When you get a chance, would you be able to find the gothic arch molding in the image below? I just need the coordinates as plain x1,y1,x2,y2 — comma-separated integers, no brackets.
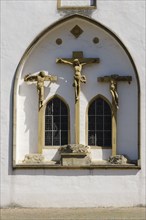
13,14,140,165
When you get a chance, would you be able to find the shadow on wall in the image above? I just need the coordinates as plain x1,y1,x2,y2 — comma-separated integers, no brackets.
20,82,38,154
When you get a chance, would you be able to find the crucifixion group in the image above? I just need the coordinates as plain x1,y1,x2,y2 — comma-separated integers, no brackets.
24,51,131,110
24,51,132,154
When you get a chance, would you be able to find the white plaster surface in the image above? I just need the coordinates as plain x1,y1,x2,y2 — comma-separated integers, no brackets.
91,149,112,161
1,0,145,208
42,149,61,161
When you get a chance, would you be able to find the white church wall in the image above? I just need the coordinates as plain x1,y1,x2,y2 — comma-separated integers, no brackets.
1,0,145,207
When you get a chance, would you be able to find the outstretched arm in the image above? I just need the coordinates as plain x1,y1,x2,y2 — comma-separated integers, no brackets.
45,75,57,82
81,62,87,67
81,58,100,66
56,58,73,65
24,74,37,82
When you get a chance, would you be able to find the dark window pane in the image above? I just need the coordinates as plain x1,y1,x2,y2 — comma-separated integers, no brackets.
45,116,52,130
104,102,111,115
53,98,60,115
46,101,52,115
61,102,68,115
96,116,103,130
89,116,95,130
88,97,112,147
91,0,96,6
45,131,52,145
96,98,103,115
53,130,60,138
61,116,68,130
53,130,60,145
88,101,95,115
88,131,95,145
104,116,111,130
96,131,103,146
61,131,68,145
104,131,111,146
53,116,60,130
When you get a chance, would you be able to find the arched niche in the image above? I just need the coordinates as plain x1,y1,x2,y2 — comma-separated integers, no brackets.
13,14,140,167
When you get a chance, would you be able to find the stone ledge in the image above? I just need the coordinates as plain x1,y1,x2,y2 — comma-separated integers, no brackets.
13,164,141,170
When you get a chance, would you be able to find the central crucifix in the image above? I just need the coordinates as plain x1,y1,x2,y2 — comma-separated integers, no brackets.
56,51,100,144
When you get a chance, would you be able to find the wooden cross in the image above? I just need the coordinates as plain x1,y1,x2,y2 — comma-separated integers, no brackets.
56,51,100,144
98,74,132,156
24,71,57,110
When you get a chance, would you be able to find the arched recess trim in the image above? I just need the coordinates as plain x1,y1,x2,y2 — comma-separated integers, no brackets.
13,14,140,165
86,94,112,147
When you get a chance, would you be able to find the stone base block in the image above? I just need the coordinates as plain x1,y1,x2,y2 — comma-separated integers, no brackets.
61,153,91,166
108,155,129,164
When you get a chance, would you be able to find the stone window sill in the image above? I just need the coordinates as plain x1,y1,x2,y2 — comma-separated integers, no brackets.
13,163,141,170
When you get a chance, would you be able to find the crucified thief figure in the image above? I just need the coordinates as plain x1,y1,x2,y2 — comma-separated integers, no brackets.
110,79,119,109
24,71,57,109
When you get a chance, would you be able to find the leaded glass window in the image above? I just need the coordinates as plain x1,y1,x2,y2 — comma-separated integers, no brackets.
45,97,68,146
88,97,112,147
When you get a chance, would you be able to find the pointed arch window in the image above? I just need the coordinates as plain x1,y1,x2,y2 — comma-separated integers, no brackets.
88,97,112,147
45,97,69,146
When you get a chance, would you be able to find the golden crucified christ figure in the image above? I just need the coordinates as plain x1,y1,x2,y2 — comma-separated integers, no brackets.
57,58,97,102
